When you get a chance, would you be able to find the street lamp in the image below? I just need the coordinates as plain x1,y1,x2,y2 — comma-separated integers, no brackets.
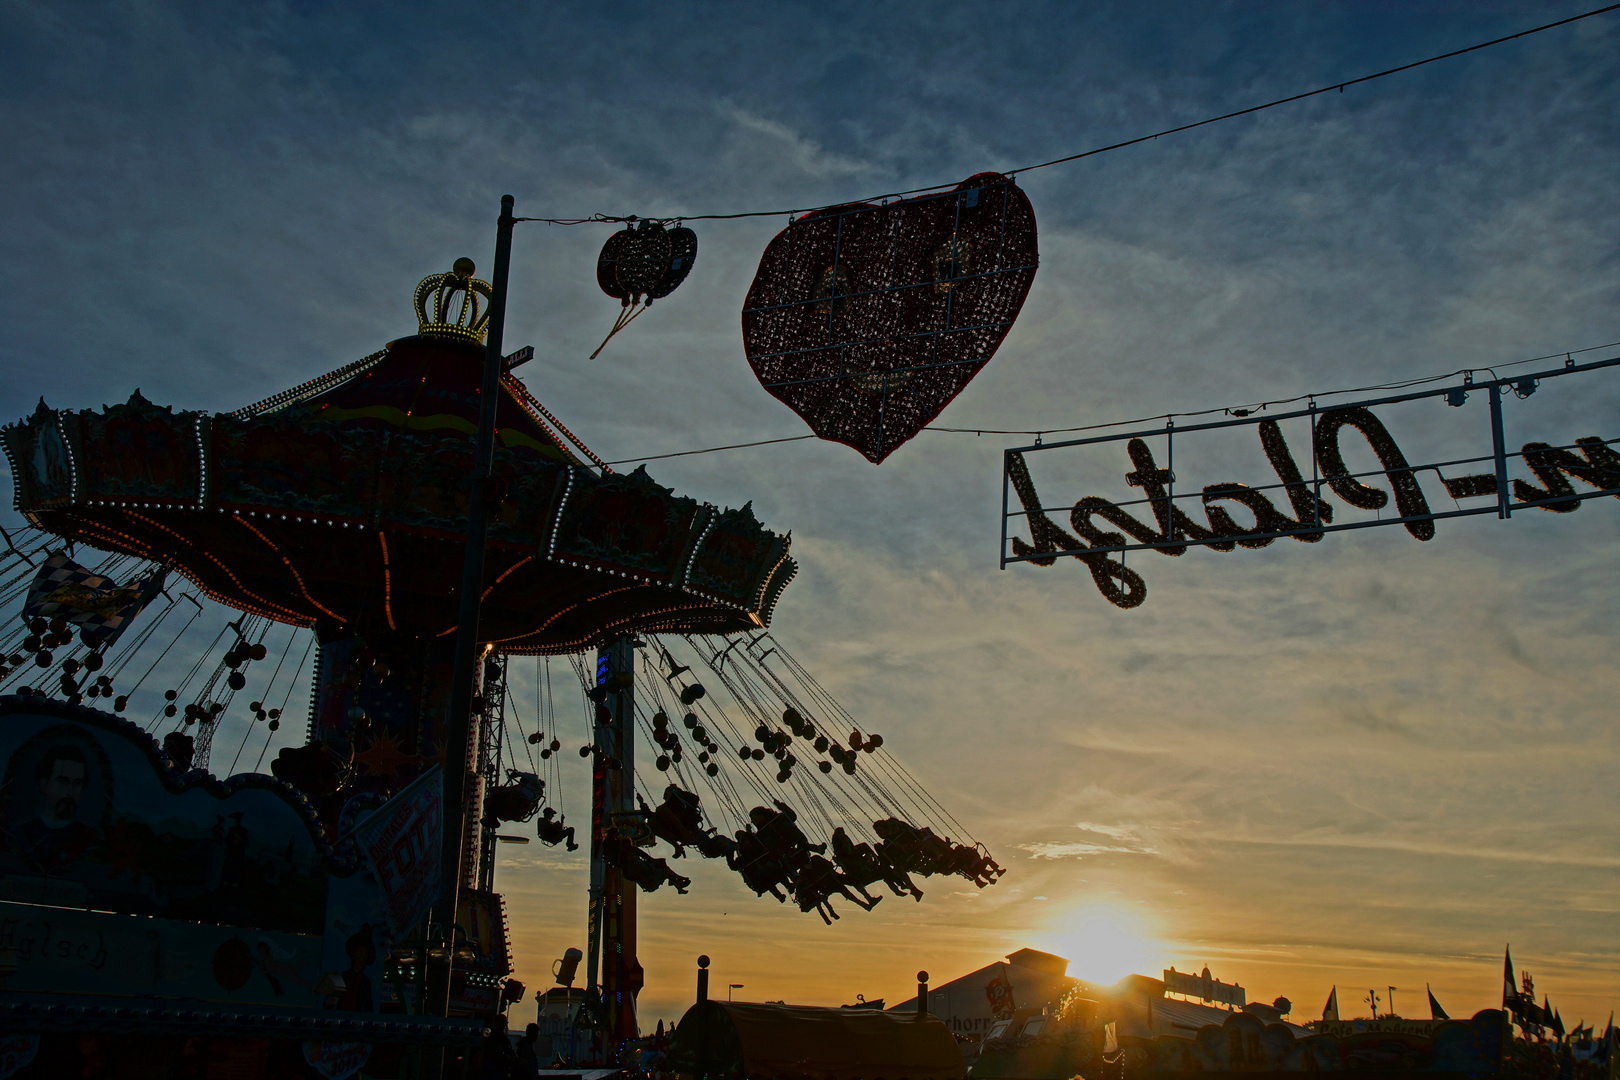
1389,987,1399,1019
729,984,744,1002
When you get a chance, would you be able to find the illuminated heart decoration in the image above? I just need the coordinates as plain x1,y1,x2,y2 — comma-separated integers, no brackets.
742,172,1038,463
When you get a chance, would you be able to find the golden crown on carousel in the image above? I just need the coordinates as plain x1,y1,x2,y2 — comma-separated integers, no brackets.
414,257,494,343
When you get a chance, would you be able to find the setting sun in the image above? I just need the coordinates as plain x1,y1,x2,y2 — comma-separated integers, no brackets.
1041,904,1165,985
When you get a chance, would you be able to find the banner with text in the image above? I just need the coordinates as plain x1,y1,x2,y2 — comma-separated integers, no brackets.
350,765,442,939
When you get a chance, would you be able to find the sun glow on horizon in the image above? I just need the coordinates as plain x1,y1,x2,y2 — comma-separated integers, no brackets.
1041,903,1165,985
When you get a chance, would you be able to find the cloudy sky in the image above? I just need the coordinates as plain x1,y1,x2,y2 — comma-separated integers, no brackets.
2,0,1617,1028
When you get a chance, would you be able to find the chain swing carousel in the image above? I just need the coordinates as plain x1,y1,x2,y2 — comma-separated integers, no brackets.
0,234,1001,1074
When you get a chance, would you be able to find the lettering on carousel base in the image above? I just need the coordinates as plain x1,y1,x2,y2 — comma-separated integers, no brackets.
0,912,108,969
0,900,321,1005
1006,406,1620,609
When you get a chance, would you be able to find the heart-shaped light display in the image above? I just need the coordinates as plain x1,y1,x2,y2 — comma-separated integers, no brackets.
742,172,1038,463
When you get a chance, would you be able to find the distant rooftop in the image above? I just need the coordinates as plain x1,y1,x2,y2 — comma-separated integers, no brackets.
1006,948,1069,978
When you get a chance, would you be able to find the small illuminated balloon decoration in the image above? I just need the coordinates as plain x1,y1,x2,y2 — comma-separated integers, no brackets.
591,218,698,358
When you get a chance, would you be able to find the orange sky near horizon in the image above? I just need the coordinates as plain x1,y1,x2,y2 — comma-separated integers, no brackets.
493,516,1620,1029
499,807,1619,1032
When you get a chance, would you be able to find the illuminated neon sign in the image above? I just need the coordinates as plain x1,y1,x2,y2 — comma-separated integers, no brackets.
1001,353,1620,608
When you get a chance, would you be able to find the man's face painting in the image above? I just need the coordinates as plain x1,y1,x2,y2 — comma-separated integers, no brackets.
40,761,86,823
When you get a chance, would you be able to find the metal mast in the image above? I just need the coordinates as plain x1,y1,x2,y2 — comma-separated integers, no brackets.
431,193,516,1033
475,653,508,892
586,637,642,1063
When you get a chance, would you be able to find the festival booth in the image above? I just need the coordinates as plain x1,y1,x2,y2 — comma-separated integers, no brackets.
887,948,1079,1050
668,999,964,1080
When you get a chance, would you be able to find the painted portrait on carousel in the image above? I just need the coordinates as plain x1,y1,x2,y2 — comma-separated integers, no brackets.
0,725,113,876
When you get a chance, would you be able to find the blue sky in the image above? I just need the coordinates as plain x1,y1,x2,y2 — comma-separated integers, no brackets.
2,0,1617,1026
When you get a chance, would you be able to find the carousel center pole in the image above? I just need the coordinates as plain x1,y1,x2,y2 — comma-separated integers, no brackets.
429,193,516,1070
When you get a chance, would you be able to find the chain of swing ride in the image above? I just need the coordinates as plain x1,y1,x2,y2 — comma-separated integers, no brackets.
639,633,976,852
1,526,996,912
541,631,998,908
0,524,315,775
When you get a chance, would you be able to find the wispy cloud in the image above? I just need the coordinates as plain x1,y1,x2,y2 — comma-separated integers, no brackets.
716,104,879,183
1024,840,1158,859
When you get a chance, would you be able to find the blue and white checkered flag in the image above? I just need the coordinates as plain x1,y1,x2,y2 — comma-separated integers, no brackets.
22,553,168,648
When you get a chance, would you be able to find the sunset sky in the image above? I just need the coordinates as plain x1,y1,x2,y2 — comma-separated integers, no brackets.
1,0,1616,1031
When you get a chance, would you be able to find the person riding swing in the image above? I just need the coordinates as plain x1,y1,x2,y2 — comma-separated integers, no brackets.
535,806,578,851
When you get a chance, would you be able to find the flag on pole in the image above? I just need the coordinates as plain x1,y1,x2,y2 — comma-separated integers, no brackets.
1428,985,1449,1021
1503,947,1519,1006
1323,987,1339,1023
23,553,167,648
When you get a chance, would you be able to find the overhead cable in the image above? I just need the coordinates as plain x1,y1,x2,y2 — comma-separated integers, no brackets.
514,5,1620,227
596,340,1620,464
600,434,815,466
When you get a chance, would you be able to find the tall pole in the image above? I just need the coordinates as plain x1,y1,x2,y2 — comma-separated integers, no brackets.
585,652,608,1000
430,194,517,1039
588,638,641,1065
476,655,508,893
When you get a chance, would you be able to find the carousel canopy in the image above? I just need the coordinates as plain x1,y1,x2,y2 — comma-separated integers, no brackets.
2,267,796,654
